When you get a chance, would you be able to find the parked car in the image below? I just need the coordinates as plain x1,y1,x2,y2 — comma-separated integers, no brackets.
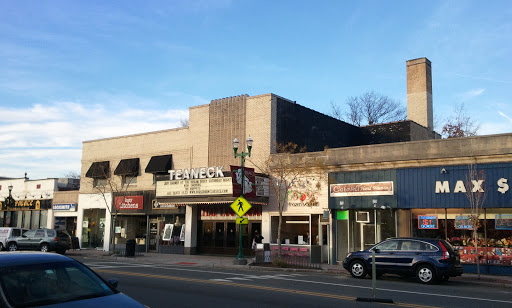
0,228,28,251
57,230,80,250
8,228,70,254
342,237,463,284
0,252,146,307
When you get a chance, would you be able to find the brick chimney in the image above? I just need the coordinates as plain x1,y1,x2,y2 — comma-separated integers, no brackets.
406,57,433,131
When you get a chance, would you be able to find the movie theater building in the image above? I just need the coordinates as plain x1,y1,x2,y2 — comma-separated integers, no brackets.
79,93,362,254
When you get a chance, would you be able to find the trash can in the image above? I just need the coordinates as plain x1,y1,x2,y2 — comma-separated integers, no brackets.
125,239,136,257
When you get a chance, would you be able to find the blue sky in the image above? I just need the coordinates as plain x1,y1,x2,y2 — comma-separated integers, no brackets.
1,0,511,180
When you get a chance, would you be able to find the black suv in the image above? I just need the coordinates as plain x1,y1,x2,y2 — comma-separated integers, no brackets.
342,237,463,284
9,228,70,254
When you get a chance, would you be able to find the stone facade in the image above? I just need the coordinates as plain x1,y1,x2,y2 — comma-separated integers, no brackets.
407,57,433,131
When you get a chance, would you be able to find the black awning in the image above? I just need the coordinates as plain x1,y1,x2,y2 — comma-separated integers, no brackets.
145,154,172,173
114,158,140,176
85,161,110,178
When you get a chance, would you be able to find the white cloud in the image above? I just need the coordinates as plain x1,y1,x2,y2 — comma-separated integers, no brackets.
0,101,190,179
458,88,485,101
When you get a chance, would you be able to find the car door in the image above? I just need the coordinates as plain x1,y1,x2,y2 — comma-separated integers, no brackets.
17,230,36,249
394,239,423,274
372,239,400,271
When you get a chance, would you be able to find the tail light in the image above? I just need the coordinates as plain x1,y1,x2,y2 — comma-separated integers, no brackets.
438,241,450,260
54,237,58,242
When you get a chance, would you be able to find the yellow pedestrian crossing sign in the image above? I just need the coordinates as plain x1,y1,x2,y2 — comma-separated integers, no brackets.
236,217,248,225
230,196,252,217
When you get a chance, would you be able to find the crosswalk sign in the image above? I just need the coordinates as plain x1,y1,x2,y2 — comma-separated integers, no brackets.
236,217,248,225
230,196,252,217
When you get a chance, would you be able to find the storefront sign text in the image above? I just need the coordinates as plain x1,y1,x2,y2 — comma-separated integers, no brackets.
200,204,262,219
495,214,512,230
169,166,225,180
435,178,509,194
330,182,394,197
156,177,233,197
287,190,319,207
115,196,143,210
455,216,474,230
53,203,77,211
418,215,438,229
1,199,51,211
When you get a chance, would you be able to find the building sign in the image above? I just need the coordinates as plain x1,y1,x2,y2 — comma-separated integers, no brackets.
495,214,512,230
152,200,179,209
418,215,438,229
200,204,262,220
156,177,233,197
330,181,394,197
287,190,319,207
168,166,225,180
231,166,256,198
115,196,143,210
52,203,77,211
455,216,474,230
1,199,51,211
255,176,270,197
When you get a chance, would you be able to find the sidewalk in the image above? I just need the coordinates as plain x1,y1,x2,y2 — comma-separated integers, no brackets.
66,249,512,288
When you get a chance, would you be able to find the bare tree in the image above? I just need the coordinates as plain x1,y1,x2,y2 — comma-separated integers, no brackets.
179,118,189,128
64,171,80,179
251,142,323,262
82,162,137,254
330,91,406,126
441,103,479,138
463,163,487,279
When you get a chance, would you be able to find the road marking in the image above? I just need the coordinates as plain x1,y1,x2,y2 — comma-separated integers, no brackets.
96,268,438,308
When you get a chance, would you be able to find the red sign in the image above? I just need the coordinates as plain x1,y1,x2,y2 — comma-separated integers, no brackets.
115,196,143,210
230,166,256,198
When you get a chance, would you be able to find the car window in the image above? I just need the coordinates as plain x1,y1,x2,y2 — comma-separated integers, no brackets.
12,229,21,237
35,230,45,237
423,243,439,251
375,240,399,251
0,261,116,307
400,240,422,251
24,230,36,237
47,229,57,237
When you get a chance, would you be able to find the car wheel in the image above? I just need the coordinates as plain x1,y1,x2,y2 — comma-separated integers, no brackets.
349,260,367,278
8,243,17,251
40,243,50,252
417,264,436,284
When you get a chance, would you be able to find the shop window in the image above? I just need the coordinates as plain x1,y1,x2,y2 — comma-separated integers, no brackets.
93,178,107,187
270,216,310,245
122,175,137,187
481,209,512,266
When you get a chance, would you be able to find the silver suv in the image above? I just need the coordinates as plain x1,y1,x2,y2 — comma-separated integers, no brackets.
0,227,28,251
9,228,70,254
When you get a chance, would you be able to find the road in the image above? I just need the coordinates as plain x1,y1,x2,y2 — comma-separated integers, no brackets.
82,260,512,308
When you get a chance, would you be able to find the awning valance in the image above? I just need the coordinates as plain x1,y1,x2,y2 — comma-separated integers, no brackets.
145,154,172,173
85,161,110,178
114,158,139,176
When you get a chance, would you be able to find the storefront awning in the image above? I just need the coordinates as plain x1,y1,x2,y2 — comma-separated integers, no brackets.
145,154,172,173
114,158,139,176
85,161,110,178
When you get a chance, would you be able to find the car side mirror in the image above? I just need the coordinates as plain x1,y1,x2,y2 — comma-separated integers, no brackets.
22,234,27,238
373,248,380,253
108,278,119,289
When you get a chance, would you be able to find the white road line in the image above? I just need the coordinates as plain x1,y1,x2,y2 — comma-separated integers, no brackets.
211,279,232,282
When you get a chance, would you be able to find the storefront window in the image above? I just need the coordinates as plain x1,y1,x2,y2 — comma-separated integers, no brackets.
482,209,512,266
31,211,40,229
82,209,106,249
412,209,447,239
40,210,48,228
114,216,147,245
159,215,185,247
23,211,31,229
270,216,310,245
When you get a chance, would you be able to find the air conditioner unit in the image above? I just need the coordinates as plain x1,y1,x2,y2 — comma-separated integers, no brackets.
356,211,370,223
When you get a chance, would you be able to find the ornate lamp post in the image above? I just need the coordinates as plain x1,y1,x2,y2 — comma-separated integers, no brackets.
233,136,253,264
4,184,15,210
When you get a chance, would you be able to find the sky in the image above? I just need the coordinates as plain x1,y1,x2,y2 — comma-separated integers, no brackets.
1,0,511,180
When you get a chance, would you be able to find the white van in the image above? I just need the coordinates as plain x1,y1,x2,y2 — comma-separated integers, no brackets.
0,227,28,251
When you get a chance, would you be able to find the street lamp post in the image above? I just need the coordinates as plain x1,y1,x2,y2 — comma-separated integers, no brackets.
233,136,253,264
4,184,15,211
